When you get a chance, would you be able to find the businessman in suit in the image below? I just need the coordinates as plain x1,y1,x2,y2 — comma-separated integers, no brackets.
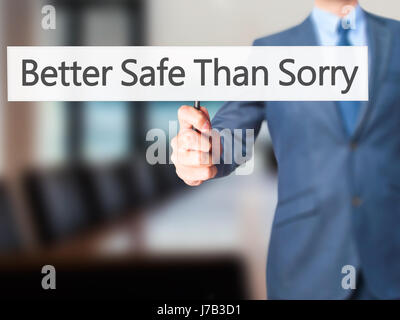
170,0,400,299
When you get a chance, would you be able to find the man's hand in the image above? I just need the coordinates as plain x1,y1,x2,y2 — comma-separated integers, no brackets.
171,105,220,186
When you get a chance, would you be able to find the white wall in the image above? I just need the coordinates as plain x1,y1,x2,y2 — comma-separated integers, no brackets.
361,0,400,20
146,0,400,45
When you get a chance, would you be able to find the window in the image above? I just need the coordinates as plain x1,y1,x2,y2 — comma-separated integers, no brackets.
35,102,67,166
34,1,143,165
83,102,130,162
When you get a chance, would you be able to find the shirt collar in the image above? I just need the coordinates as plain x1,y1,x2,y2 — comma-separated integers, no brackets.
311,4,365,35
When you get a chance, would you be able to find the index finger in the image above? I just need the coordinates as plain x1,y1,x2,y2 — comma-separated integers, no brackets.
178,105,211,132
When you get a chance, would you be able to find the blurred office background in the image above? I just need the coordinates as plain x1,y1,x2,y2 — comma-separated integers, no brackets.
0,0,399,300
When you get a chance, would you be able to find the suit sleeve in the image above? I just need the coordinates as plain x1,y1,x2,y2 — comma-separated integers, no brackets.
211,100,266,178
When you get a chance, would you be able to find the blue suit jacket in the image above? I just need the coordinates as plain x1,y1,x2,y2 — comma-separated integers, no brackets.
211,10,400,299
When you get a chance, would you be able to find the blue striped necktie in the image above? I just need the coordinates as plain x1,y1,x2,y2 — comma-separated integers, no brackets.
336,23,361,136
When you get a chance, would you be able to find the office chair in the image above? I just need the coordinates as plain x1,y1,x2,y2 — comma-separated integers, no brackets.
24,168,91,243
76,163,130,222
118,157,160,208
0,181,21,252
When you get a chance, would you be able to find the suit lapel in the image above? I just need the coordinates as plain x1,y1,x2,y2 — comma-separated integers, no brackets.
299,16,349,140
291,14,390,140
353,11,392,139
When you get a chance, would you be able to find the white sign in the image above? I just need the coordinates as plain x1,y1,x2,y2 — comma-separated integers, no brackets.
7,46,368,101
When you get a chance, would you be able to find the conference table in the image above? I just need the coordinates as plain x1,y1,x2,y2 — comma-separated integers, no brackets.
0,169,277,299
